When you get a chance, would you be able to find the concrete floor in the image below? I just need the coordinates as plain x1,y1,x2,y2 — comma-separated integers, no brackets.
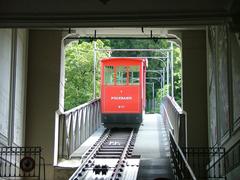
133,114,174,180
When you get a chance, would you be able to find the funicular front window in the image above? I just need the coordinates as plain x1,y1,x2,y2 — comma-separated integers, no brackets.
116,66,127,85
129,66,140,85
104,66,114,85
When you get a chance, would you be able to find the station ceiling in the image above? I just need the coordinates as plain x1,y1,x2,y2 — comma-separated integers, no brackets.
0,0,239,28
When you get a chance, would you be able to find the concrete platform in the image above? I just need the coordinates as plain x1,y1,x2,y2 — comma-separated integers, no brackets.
133,114,174,180
70,126,106,158
57,126,106,168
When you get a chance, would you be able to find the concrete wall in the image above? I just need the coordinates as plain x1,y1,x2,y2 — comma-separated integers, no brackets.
25,30,62,179
182,30,208,147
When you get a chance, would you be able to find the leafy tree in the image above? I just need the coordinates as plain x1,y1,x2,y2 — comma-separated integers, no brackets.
64,40,110,110
156,44,182,106
173,45,182,105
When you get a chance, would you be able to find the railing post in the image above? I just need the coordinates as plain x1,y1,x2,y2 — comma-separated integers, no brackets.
98,101,101,126
89,104,93,135
83,107,87,144
59,114,66,158
80,108,84,145
54,111,62,165
92,102,96,132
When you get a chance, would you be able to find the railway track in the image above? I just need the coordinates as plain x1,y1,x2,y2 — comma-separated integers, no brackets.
69,128,140,180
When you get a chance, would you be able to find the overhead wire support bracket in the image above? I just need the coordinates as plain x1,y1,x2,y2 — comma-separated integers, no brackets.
94,30,97,41
96,48,172,52
66,36,176,40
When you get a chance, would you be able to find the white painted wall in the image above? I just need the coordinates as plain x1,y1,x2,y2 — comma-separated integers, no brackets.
13,29,28,146
0,29,28,146
0,29,12,145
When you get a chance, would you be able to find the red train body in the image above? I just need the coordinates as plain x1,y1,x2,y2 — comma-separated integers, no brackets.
100,57,147,127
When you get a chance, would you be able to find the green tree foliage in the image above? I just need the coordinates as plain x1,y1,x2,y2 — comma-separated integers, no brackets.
156,44,182,106
173,45,182,105
157,84,169,100
64,40,110,110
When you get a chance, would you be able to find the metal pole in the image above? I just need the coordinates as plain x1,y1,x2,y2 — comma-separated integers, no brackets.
152,82,155,112
160,75,163,100
111,56,167,59
97,48,172,52
167,51,170,96
171,41,174,98
163,67,165,88
93,41,97,99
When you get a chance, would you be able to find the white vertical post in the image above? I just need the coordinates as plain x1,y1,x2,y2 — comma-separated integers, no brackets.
167,51,170,96
171,41,174,98
161,74,163,100
93,41,97,99
163,67,165,88
152,82,155,111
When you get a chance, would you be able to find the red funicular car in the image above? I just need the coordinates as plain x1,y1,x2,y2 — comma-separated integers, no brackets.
100,57,147,127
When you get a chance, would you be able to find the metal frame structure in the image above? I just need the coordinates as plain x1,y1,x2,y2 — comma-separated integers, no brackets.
92,45,175,99
0,146,45,180
161,95,226,179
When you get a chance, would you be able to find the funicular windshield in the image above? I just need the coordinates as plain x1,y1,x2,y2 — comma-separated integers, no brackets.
104,65,140,85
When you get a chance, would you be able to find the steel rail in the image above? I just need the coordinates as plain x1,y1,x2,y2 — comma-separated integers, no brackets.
111,129,134,179
69,129,137,180
69,130,111,180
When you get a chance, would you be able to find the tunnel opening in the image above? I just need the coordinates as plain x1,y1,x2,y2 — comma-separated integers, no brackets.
62,28,183,113
54,27,184,179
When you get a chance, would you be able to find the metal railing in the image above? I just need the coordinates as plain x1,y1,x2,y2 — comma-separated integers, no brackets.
0,146,45,179
183,147,226,179
169,130,197,180
225,138,240,175
160,96,195,179
55,98,101,161
160,95,187,147
170,132,226,179
161,96,226,179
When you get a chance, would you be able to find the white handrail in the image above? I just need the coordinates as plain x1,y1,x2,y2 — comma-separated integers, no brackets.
64,98,100,115
160,95,187,147
54,98,101,164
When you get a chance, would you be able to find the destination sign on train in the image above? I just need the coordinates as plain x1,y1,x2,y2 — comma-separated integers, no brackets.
111,96,133,100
